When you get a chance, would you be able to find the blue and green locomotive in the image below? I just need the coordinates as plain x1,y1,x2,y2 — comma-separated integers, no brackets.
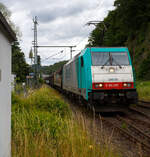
51,47,138,106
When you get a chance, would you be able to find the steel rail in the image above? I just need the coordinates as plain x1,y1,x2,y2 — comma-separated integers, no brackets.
117,116,150,144
138,100,150,108
102,117,150,152
129,106,150,118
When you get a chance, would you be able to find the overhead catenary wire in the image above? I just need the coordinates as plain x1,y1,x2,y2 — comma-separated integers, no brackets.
51,54,67,60
41,50,64,62
50,50,67,60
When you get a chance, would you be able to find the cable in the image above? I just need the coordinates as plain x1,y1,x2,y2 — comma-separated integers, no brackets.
51,54,67,60
41,50,63,62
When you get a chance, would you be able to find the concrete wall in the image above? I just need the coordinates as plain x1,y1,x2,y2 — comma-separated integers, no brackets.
0,31,11,157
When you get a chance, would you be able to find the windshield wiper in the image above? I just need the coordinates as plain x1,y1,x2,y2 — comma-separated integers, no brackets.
101,58,109,69
101,52,111,69
112,57,122,69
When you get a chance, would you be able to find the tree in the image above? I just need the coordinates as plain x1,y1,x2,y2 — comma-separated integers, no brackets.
12,41,30,82
87,0,150,80
41,61,68,75
88,0,150,47
1,2,29,82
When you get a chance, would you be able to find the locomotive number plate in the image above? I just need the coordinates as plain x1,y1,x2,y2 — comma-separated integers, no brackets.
105,83,119,88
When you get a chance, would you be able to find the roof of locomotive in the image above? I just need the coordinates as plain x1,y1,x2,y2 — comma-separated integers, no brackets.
64,47,129,66
80,47,129,55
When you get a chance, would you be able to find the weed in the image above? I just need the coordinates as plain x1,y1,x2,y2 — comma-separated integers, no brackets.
121,123,127,130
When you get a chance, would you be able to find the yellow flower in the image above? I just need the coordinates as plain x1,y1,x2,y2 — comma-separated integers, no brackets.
89,145,93,149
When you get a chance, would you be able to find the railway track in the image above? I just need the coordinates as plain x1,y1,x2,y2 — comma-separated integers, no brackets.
102,115,150,153
138,100,150,108
129,100,150,118
62,91,150,156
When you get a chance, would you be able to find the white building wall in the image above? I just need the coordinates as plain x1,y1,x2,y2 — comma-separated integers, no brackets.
0,31,11,157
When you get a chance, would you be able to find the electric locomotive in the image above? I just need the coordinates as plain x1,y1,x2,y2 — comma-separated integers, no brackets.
62,47,138,105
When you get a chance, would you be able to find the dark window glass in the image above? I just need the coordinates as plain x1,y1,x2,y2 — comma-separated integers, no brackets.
91,52,129,66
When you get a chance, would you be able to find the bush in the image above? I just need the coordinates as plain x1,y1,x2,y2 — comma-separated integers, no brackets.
137,81,150,100
12,86,69,117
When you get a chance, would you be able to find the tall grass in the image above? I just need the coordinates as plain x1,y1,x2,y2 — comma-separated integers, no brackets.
12,86,120,157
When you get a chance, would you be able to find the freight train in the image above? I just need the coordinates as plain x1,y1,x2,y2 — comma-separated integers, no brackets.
48,47,138,108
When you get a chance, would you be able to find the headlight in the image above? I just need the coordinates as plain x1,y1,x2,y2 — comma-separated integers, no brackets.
109,68,115,73
99,83,103,87
95,83,103,88
123,83,128,87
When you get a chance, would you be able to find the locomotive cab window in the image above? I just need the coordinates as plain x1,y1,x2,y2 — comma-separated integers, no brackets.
91,52,129,66
81,56,84,67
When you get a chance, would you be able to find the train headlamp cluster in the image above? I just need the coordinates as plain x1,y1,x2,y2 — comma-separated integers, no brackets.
123,83,132,87
109,67,115,73
95,83,103,88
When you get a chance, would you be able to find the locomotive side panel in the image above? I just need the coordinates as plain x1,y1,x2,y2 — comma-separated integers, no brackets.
78,49,92,100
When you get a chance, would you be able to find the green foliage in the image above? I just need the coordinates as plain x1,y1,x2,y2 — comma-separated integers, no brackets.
137,81,150,100
12,86,70,155
87,0,150,80
121,123,127,130
41,61,68,74
12,86,120,157
38,77,44,84
138,54,150,79
12,41,30,82
12,86,69,117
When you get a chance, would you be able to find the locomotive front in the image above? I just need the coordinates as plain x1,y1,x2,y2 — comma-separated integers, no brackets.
89,47,138,104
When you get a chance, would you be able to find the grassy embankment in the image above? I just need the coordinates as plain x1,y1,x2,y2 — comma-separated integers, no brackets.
12,86,120,157
136,81,150,101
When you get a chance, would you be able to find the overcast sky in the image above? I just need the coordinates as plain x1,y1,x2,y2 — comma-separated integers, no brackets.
1,0,115,65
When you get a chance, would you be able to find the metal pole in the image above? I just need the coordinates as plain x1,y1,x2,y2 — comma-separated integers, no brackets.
33,16,38,86
70,46,73,59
